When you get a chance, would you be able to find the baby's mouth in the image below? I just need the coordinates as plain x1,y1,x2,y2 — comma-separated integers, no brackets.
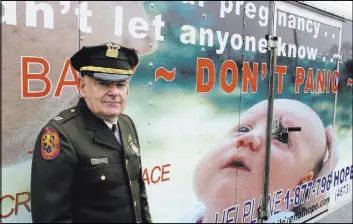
224,158,251,171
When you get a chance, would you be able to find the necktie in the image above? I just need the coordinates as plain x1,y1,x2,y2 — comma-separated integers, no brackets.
111,124,121,144
111,124,117,133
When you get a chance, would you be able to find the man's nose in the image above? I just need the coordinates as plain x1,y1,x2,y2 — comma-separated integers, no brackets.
235,131,263,151
108,84,121,95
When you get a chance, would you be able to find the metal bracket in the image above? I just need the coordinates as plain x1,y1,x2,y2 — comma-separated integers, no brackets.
266,35,279,51
332,53,342,62
258,206,268,222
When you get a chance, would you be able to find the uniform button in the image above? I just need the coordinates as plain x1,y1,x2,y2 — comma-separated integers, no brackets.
126,159,129,166
71,108,76,112
134,201,137,207
101,175,106,180
130,181,132,187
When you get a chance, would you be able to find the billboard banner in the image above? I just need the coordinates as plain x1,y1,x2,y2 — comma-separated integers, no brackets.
1,1,352,223
327,16,353,214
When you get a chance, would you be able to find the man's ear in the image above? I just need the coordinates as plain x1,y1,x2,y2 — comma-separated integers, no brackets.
79,76,86,97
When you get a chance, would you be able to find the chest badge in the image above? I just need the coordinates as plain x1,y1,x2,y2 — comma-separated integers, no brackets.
128,134,140,156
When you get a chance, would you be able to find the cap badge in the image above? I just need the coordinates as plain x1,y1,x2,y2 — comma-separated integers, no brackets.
106,42,120,58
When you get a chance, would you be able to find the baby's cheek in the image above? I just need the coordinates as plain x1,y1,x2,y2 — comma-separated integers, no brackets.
194,167,213,202
194,158,211,187
271,146,296,170
270,149,297,186
195,152,222,194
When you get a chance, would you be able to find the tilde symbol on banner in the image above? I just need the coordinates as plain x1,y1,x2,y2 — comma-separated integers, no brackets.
155,67,176,82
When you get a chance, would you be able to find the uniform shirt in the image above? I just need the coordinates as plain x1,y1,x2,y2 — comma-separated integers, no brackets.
30,97,152,223
104,120,121,144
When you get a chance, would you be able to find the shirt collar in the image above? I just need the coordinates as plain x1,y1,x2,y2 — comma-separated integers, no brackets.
104,118,118,129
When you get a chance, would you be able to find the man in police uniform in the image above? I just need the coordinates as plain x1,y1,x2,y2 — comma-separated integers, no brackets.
30,42,152,223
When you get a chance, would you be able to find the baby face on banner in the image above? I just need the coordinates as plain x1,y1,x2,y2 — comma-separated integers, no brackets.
194,99,334,222
2,1,156,166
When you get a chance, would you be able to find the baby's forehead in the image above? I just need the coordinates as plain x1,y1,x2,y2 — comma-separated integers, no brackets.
242,102,319,127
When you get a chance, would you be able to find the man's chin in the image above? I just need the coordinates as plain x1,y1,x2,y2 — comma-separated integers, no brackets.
103,109,122,116
107,113,121,119
97,110,121,121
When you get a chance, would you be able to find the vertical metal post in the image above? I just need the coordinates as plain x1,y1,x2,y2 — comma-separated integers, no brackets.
332,53,342,129
259,35,278,223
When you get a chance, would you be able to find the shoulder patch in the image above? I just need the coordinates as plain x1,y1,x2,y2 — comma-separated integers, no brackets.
51,107,79,124
41,126,61,160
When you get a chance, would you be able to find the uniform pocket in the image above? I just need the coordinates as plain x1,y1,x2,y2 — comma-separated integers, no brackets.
79,164,125,186
75,164,130,210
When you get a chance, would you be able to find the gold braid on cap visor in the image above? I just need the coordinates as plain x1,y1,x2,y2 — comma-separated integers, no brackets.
80,66,133,75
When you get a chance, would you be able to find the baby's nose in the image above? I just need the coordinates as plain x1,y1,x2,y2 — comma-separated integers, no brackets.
236,132,262,151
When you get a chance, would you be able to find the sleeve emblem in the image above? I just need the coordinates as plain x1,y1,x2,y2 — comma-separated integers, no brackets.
41,127,61,160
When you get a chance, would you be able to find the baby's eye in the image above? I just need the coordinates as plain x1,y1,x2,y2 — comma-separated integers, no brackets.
237,126,250,133
272,129,291,147
274,132,289,144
